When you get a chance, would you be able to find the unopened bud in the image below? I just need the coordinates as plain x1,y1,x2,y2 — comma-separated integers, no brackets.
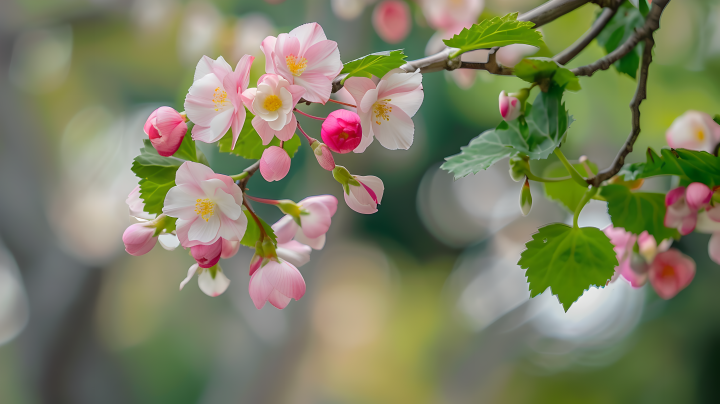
629,252,650,275
519,177,532,216
509,154,530,182
312,142,336,171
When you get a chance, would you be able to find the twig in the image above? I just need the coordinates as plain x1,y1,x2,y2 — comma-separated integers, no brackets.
237,160,260,191
571,0,669,77
242,198,267,238
294,108,325,121
296,122,315,144
458,48,514,75
327,98,356,108
553,3,620,65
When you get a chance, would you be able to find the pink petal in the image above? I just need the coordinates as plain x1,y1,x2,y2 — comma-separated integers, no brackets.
299,202,332,239
198,267,231,297
376,69,422,99
300,195,338,216
292,71,333,104
180,264,199,291
272,215,299,244
648,249,696,299
294,231,325,250
262,260,306,300
289,22,328,54
354,175,384,204
686,182,712,210
259,146,291,182
372,0,411,44
188,214,221,244
122,223,157,256
191,238,223,268
221,239,240,259
372,103,414,150
343,77,376,107
302,40,342,78
267,289,292,309
249,266,274,309
260,36,278,74
665,187,687,207
276,240,312,267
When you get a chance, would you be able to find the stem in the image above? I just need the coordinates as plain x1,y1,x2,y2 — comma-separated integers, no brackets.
242,198,267,238
245,195,280,205
230,172,249,182
526,172,572,183
296,122,315,144
553,3,620,65
554,148,589,187
327,98,357,108
294,108,325,121
573,187,598,228
237,160,261,191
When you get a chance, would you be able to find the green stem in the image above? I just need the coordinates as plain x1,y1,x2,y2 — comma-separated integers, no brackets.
573,187,598,228
526,172,571,183
554,148,588,187
230,172,249,182
449,49,464,60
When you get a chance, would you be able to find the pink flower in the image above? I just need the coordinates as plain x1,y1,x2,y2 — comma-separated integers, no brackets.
344,175,384,214
666,111,720,153
242,74,305,144
163,162,248,247
604,226,671,288
221,238,240,259
421,0,484,32
665,187,698,235
321,109,363,153
259,146,291,182
499,91,521,121
276,240,312,267
495,44,539,68
260,23,342,104
685,182,712,210
144,107,187,157
122,223,157,256
126,186,180,250
344,69,423,152
372,1,411,44
191,238,222,268
179,263,231,297
248,259,306,309
272,195,338,250
313,142,336,171
184,55,255,148
648,249,696,299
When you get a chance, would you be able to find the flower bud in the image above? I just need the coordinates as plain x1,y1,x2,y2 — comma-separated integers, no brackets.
519,177,532,216
508,154,530,182
372,0,411,44
249,253,262,276
144,107,187,157
666,111,720,153
321,110,363,153
259,146,291,182
686,182,712,210
191,238,223,268
312,142,336,171
122,223,157,256
221,239,240,259
499,91,522,121
332,165,361,194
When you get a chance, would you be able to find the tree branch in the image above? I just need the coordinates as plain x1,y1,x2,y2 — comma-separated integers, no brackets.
238,160,260,191
519,0,592,27
553,2,620,65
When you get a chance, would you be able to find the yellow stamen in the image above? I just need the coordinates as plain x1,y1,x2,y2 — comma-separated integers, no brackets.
286,54,308,77
373,99,393,125
697,129,705,141
213,87,229,112
195,198,215,222
263,95,283,112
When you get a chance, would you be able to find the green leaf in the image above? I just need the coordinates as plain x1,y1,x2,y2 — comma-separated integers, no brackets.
619,148,720,187
138,178,174,215
172,129,198,162
218,112,301,159
600,184,680,241
543,161,597,213
240,209,277,247
132,140,183,184
443,13,545,57
713,114,720,126
514,58,581,91
596,3,645,78
514,84,573,159
518,223,618,311
629,0,651,16
340,50,407,83
440,129,516,179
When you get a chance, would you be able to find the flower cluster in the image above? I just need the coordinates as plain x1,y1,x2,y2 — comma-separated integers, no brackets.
121,22,423,307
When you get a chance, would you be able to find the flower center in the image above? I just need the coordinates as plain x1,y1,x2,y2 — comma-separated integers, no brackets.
697,129,705,141
194,198,215,222
213,87,229,111
339,132,349,140
373,99,393,125
286,54,308,77
263,95,283,112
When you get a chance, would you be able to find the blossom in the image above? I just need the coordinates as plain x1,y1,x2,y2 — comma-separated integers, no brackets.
495,44,539,68
260,22,342,103
420,0,484,32
345,175,385,214
180,264,231,297
665,186,697,235
248,259,306,309
648,249,696,299
127,185,155,220
221,238,240,259
372,1,411,44
312,142,336,171
604,226,671,288
685,182,712,210
163,161,248,247
321,109,363,153
125,186,179,252
276,240,312,267
259,146,291,182
499,91,521,121
184,55,254,147
122,223,157,256
272,195,338,250
191,238,222,268
344,69,423,152
242,74,304,144
144,107,187,157
666,110,720,153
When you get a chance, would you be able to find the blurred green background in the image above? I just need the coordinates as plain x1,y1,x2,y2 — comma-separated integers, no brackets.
1,0,720,403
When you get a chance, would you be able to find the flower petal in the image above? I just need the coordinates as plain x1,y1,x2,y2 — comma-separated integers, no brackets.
198,267,231,297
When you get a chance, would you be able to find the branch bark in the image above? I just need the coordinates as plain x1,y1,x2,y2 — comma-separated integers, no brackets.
553,2,620,65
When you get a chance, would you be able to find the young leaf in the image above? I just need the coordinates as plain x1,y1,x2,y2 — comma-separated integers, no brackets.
443,13,545,58
514,58,581,91
543,161,597,213
138,178,174,215
240,209,277,247
218,112,301,159
596,3,645,78
340,50,407,83
620,148,720,187
518,223,618,312
511,84,573,160
172,129,198,162
601,184,680,241
132,140,183,184
440,129,517,179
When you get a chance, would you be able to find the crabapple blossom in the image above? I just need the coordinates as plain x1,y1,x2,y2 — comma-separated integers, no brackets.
312,142,336,171
666,110,720,153
260,22,342,103
122,223,157,256
180,263,231,297
248,259,306,309
259,146,291,182
276,240,312,268
604,226,671,288
272,195,338,250
665,186,698,235
144,107,187,157
344,69,423,151
191,238,222,268
420,0,484,32
648,249,696,300
685,182,712,210
499,91,522,121
125,186,180,251
184,55,254,147
372,0,411,44
127,185,155,221
333,168,385,214
321,109,363,153
163,162,248,247
242,74,304,144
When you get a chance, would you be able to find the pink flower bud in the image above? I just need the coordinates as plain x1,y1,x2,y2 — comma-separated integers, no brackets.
665,187,697,235
248,259,306,309
249,254,262,276
259,146,291,182
372,0,411,44
144,107,187,157
666,111,720,153
648,249,696,299
313,143,336,171
221,238,240,259
122,223,157,256
499,91,521,121
344,175,384,214
685,182,712,210
191,238,223,268
321,110,363,154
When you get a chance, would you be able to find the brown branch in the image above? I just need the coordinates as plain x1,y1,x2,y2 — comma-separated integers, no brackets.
238,160,260,191
553,2,620,65
458,48,514,75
